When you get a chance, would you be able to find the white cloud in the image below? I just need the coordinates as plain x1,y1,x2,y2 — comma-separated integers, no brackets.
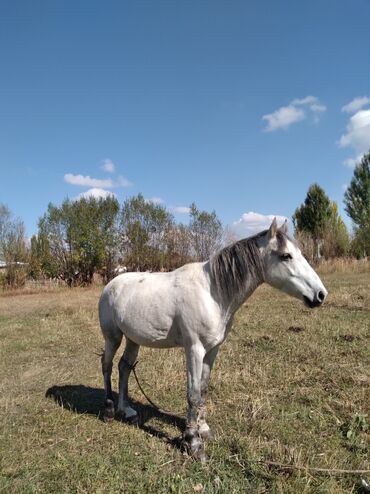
310,103,326,113
171,206,191,214
64,173,133,188
101,158,115,173
231,212,288,239
341,96,370,114
146,197,164,205
263,106,305,131
116,175,133,187
343,158,357,168
64,173,113,188
75,188,116,200
339,108,370,157
343,154,363,168
291,96,317,106
262,95,326,132
341,184,348,192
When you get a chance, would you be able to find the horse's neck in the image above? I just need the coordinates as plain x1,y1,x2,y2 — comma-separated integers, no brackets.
204,254,264,322
226,278,263,319
207,270,262,323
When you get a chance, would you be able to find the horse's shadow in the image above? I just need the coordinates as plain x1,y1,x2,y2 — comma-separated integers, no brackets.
45,384,185,450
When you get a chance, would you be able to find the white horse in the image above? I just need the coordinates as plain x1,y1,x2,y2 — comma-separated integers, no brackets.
99,219,327,461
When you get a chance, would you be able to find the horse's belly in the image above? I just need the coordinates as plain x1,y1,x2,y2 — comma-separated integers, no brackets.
115,304,182,348
111,276,182,348
120,321,183,348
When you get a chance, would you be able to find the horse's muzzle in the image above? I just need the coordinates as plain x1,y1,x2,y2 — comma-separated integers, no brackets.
303,290,326,309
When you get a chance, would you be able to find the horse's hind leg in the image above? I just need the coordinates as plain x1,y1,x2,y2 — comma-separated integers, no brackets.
102,334,122,422
116,338,140,421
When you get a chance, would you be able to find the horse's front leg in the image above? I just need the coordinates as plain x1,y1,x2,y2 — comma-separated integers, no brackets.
183,343,207,462
198,345,220,441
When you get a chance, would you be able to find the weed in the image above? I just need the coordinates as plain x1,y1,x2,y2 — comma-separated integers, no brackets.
342,414,369,452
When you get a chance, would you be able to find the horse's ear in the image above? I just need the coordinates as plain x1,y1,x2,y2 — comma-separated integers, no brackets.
281,219,288,234
268,217,278,238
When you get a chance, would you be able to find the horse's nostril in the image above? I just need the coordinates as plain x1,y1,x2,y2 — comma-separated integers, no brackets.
317,291,325,302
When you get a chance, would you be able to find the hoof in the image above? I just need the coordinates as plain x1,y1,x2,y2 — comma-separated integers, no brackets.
103,399,115,422
192,447,208,464
183,430,208,463
200,428,214,442
199,424,214,442
127,413,139,426
122,411,139,425
116,406,138,424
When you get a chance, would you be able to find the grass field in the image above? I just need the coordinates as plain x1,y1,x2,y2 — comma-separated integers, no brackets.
0,267,369,493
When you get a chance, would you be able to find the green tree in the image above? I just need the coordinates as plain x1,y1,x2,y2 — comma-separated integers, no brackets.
293,184,332,260
39,196,120,285
120,194,174,271
321,202,350,258
344,152,370,256
189,203,222,261
29,233,59,280
165,223,193,269
96,196,121,282
0,204,11,254
0,204,29,288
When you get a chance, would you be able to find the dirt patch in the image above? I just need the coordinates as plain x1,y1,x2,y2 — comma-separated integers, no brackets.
287,326,305,333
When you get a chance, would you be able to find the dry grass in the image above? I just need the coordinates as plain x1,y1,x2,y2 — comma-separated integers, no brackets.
316,258,369,275
0,271,369,493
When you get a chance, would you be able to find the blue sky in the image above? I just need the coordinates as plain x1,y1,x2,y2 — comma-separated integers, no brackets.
1,0,370,237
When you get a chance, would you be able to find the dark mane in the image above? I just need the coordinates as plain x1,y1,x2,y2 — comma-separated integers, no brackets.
209,231,266,303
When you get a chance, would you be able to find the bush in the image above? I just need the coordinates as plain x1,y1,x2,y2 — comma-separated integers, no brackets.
295,231,316,262
1,265,27,289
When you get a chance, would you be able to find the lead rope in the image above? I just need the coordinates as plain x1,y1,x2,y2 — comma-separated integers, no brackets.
129,360,186,417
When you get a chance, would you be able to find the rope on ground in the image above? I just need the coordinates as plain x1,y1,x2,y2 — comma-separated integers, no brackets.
130,360,186,417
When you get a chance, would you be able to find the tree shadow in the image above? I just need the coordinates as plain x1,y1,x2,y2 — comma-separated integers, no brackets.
45,384,185,450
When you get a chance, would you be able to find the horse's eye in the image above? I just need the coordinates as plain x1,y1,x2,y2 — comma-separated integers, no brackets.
280,253,292,261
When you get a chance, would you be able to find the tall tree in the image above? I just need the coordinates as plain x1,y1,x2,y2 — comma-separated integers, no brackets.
39,196,120,285
344,152,370,256
189,203,222,261
29,233,57,279
165,223,193,269
0,204,29,287
321,202,350,258
293,184,332,259
0,204,11,254
120,194,174,270
98,196,121,282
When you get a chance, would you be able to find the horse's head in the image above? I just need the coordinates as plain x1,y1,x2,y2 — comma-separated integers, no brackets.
259,218,327,308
